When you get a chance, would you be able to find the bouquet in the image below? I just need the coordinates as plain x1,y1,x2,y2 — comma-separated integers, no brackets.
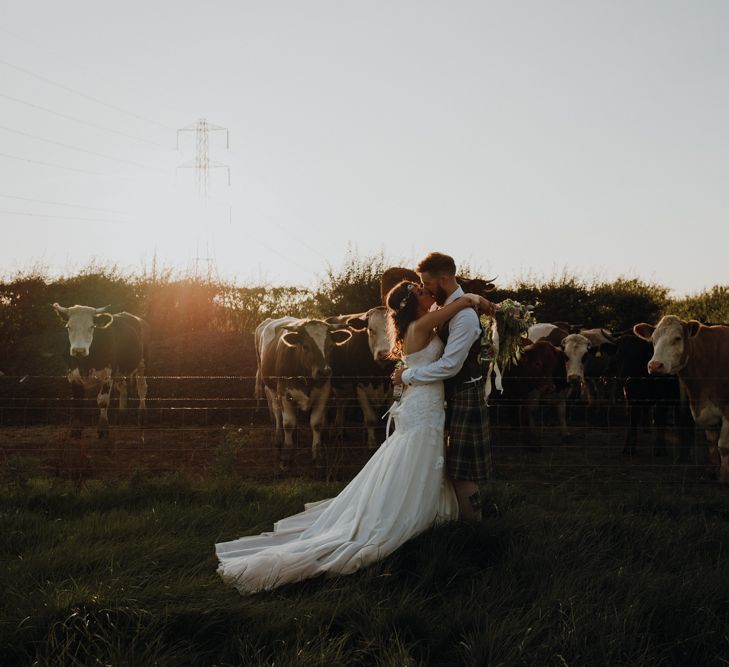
479,299,536,399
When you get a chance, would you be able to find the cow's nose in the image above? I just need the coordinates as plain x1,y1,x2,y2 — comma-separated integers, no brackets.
648,361,664,374
376,350,389,361
319,366,332,377
567,374,582,383
71,348,88,357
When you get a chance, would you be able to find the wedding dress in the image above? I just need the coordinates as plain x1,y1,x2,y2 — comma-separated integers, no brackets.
215,336,458,594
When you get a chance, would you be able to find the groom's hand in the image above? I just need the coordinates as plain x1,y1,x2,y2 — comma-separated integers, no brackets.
391,367,406,386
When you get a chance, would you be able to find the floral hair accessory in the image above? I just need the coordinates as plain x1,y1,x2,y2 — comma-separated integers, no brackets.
398,284,415,310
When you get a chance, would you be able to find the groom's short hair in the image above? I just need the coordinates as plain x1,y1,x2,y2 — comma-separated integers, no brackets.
417,252,456,277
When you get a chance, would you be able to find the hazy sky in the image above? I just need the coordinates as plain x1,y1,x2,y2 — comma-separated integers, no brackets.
1,1,727,296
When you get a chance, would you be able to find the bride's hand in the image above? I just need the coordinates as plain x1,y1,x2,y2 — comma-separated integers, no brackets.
462,293,481,309
473,295,497,317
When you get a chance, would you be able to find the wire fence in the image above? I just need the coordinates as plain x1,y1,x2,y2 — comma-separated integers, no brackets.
0,373,717,486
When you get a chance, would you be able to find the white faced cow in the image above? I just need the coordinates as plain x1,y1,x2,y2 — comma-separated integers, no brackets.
258,318,351,469
53,303,149,438
635,316,729,481
330,306,394,449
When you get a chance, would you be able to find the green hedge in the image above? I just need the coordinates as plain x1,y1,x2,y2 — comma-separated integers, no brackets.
0,258,726,370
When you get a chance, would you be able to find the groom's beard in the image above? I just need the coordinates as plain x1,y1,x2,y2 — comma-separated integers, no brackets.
433,286,449,306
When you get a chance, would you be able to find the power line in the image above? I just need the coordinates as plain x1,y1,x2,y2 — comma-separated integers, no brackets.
0,193,131,215
227,207,317,275
0,209,128,225
0,92,172,149
0,57,175,132
0,151,105,175
0,124,168,172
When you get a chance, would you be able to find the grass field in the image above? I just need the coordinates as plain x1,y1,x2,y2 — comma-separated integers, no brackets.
2,471,729,666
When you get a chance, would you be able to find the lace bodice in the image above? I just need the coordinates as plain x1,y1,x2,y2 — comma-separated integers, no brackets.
393,336,445,431
403,335,444,368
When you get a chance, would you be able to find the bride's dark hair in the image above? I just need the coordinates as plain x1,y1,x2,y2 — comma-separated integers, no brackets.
385,280,421,359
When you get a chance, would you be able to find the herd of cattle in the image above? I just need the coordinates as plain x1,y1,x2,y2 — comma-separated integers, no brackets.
47,268,729,482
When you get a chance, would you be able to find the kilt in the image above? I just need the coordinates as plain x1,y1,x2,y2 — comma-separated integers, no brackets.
445,380,492,482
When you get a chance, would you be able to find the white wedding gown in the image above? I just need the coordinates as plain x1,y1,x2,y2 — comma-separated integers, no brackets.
215,336,459,594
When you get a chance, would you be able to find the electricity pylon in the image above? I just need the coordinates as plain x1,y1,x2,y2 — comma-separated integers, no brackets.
176,118,230,198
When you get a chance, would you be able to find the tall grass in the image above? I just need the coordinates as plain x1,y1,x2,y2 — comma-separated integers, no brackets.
3,474,729,665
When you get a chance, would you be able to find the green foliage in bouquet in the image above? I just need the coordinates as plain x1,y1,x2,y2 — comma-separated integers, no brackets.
479,298,536,373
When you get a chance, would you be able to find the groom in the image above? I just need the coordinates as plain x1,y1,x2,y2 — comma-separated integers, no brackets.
392,252,495,521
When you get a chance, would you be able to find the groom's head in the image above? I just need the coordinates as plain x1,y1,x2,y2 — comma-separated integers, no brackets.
417,252,459,306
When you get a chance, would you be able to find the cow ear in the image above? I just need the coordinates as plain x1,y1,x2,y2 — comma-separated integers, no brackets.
281,331,300,347
94,312,114,329
633,323,655,340
685,320,702,338
345,316,367,332
549,343,565,358
332,329,353,346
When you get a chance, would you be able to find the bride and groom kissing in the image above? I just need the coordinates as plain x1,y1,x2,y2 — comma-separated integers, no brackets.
216,252,497,595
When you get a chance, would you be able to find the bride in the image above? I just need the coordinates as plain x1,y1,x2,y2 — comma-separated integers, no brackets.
215,281,493,594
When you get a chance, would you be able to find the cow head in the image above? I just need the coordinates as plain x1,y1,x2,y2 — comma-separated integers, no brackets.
345,307,390,363
634,315,701,375
512,341,565,394
560,333,591,383
280,319,352,379
53,303,114,357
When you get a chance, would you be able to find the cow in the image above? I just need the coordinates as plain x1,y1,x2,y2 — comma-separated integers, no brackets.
258,318,352,469
329,306,395,449
607,332,691,459
635,316,729,479
528,323,568,346
53,303,149,438
529,324,617,407
254,315,298,416
491,340,569,444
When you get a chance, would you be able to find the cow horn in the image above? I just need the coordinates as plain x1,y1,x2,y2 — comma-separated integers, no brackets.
95,312,114,329
95,305,112,314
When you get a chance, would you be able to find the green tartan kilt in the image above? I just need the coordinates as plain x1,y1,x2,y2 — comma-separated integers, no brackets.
445,380,492,482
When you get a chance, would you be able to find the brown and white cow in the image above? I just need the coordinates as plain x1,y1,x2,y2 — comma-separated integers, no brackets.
53,303,149,438
258,318,352,468
329,306,395,449
529,324,616,403
634,316,729,481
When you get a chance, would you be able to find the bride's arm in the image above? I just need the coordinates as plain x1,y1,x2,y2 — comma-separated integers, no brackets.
410,293,480,335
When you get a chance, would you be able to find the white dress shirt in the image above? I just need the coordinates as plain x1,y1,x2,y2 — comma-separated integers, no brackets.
401,286,482,386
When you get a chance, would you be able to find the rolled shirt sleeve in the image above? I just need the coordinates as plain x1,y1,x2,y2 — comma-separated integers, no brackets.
401,307,481,386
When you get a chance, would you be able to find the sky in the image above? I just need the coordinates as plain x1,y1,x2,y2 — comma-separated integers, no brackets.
1,1,727,296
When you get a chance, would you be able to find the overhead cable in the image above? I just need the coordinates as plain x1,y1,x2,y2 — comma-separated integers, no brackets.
0,57,175,131
0,208,128,225
0,151,105,175
0,193,131,215
0,124,168,172
0,92,172,149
